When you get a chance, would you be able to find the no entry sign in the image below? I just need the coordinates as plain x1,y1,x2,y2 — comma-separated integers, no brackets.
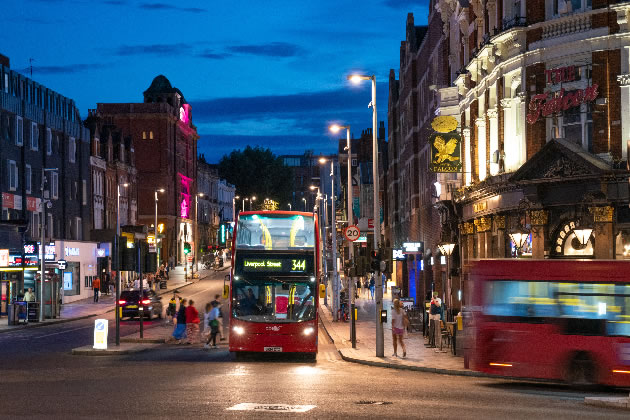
343,226,361,242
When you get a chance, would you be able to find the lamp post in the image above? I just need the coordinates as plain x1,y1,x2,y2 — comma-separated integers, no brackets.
39,167,57,322
437,242,456,308
250,196,256,211
320,157,339,320
116,182,129,346
349,73,383,356
242,198,248,212
302,197,307,211
194,193,204,276
154,188,165,266
233,195,239,220
330,124,355,346
288,203,292,211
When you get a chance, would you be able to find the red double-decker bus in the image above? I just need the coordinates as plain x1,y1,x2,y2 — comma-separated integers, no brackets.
469,259,630,386
228,211,319,358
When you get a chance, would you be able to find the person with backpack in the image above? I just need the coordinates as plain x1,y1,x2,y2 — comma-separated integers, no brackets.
204,301,221,349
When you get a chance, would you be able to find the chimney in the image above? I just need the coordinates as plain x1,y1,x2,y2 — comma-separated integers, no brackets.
0,53,9,68
379,121,385,140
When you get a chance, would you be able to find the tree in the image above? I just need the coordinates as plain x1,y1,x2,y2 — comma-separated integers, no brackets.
218,146,294,209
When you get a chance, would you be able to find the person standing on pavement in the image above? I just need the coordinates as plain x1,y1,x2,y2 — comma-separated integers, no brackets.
172,298,188,344
92,277,101,303
429,292,442,348
167,293,178,324
391,299,408,358
185,299,201,344
24,288,35,302
369,274,376,300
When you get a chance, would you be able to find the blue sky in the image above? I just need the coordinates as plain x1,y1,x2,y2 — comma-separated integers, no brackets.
3,0,428,161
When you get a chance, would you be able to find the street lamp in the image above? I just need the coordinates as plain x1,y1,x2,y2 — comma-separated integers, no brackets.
508,226,530,252
39,167,57,322
318,157,339,320
115,182,129,346
250,196,256,211
194,193,204,276
154,188,165,266
329,123,356,347
288,203,292,211
302,197,307,211
348,72,383,356
233,195,239,221
438,242,456,306
242,198,249,212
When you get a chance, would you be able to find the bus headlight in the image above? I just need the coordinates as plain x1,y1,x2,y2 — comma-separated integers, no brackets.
303,327,314,336
233,326,245,335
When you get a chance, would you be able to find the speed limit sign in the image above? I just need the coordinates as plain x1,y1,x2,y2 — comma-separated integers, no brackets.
343,225,361,242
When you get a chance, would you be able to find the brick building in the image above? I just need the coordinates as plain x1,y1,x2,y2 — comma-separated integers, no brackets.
96,75,199,266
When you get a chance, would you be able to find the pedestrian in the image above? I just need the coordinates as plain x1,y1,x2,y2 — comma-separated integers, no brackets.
185,299,201,344
205,301,221,349
429,292,442,348
171,298,188,344
167,293,178,324
165,262,170,280
92,277,101,303
363,278,369,298
382,272,387,296
391,298,409,358
24,288,35,302
356,279,361,300
133,277,140,290
369,274,375,300
210,294,226,341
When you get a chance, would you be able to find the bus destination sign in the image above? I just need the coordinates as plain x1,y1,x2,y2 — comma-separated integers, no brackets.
242,258,307,273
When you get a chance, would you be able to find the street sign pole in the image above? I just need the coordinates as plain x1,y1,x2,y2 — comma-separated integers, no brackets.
343,225,359,348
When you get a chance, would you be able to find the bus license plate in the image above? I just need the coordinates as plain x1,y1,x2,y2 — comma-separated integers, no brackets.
264,347,282,352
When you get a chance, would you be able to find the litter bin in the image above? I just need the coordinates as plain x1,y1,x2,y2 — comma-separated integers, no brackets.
27,302,39,323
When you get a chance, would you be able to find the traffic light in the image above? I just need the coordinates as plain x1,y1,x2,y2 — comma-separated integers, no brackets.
371,250,381,271
184,242,191,255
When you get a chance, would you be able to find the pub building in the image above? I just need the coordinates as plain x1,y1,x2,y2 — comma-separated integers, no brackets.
432,0,630,309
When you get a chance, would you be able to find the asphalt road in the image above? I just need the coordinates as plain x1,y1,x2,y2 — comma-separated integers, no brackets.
0,272,628,419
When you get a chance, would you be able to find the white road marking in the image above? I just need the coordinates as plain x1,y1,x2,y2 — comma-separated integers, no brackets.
33,325,92,339
227,403,316,412
187,287,215,298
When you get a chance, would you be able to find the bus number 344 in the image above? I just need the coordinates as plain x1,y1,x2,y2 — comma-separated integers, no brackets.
291,259,306,271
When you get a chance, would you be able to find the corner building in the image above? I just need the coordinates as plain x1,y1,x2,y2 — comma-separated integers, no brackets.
97,75,198,266
431,0,630,308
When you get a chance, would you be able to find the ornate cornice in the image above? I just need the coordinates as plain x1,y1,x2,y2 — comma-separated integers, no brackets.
529,210,548,226
494,215,506,229
475,117,486,127
590,206,614,223
474,217,492,232
462,127,471,138
617,74,630,87
487,108,498,119
500,98,512,108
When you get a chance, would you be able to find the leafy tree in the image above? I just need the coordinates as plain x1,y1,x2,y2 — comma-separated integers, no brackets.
218,146,294,210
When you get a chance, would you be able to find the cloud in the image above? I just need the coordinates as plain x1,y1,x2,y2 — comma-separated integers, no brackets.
17,63,109,75
138,2,206,13
196,49,232,60
113,43,190,56
227,42,304,58
381,0,428,8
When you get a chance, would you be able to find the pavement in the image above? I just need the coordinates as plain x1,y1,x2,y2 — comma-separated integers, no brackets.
318,292,476,376
0,264,228,334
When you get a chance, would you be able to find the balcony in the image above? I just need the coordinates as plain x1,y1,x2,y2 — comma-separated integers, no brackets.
0,91,21,114
541,13,591,40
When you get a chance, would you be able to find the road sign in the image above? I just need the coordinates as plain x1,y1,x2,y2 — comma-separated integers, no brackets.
187,256,193,263
343,225,361,242
93,319,108,350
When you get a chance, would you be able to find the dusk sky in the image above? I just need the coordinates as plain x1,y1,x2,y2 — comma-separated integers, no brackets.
3,0,428,161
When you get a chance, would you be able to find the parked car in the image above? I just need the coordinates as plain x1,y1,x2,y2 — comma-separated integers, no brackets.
119,290,163,320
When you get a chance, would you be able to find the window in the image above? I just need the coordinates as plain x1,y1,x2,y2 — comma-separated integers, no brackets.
25,164,32,194
69,137,76,163
142,131,146,139
51,172,58,199
15,116,23,146
75,217,82,240
31,212,40,239
352,158,357,166
47,213,53,238
150,131,154,139
46,128,52,155
4,74,7,93
31,122,38,151
7,160,17,191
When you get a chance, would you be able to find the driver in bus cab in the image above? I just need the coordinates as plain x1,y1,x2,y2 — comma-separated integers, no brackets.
240,288,258,315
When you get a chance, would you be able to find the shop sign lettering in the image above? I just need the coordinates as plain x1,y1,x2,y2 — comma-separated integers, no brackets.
527,85,598,125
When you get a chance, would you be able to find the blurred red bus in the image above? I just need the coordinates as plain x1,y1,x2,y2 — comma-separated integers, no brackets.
469,259,630,386
228,211,319,358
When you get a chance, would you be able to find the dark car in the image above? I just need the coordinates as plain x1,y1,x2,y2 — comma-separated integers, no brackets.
119,290,163,320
